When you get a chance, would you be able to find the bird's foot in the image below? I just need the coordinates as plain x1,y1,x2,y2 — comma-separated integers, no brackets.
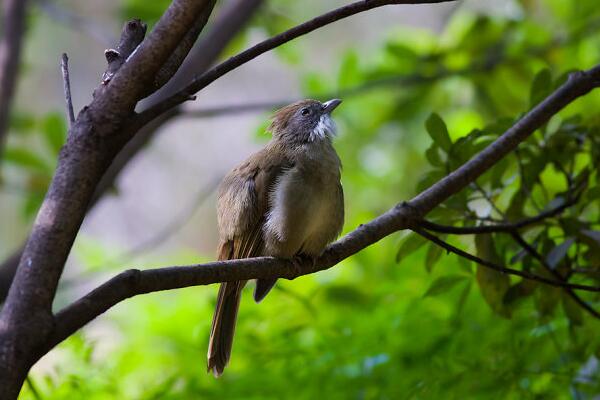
290,254,317,276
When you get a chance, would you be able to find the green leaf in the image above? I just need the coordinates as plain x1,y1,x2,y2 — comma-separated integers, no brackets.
416,169,446,193
42,112,67,155
3,147,51,173
425,242,444,273
562,293,583,326
535,284,560,317
475,234,510,317
423,275,467,297
503,280,537,307
529,68,552,108
545,237,574,269
425,113,452,152
425,144,444,167
457,255,473,274
395,233,427,262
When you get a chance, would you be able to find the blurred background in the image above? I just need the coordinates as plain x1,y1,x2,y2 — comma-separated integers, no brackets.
2,0,600,398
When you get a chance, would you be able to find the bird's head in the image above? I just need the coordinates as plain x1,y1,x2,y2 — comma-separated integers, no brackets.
268,99,342,144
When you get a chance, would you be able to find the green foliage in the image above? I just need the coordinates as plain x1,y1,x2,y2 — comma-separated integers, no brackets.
2,111,65,217
425,113,452,152
13,0,600,398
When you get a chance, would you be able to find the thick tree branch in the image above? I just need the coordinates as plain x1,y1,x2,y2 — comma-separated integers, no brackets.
2,0,216,326
136,0,458,125
143,0,217,98
0,1,218,396
100,19,147,86
0,0,28,156
50,63,600,349
144,0,264,105
95,0,215,117
0,0,264,304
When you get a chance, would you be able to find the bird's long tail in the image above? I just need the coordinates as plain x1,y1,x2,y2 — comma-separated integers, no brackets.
207,281,243,377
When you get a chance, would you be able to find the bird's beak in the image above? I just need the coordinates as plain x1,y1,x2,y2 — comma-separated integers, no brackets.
322,98,342,114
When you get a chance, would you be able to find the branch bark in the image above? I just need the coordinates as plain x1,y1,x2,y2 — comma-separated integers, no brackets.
0,0,265,304
60,53,75,128
0,0,595,396
50,63,600,350
0,0,28,156
136,0,458,125
0,1,217,396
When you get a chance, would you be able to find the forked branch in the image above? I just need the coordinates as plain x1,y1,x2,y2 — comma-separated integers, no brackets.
51,63,600,350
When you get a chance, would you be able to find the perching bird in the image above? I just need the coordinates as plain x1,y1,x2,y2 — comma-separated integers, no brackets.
207,99,345,376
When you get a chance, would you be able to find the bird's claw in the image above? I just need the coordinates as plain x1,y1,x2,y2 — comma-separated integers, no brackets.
291,254,317,276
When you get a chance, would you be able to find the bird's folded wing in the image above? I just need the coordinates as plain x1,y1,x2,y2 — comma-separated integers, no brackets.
216,145,294,261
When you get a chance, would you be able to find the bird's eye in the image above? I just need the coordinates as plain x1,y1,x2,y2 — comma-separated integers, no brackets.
301,108,310,116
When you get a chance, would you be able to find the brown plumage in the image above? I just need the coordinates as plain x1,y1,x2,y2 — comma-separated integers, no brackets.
207,99,344,376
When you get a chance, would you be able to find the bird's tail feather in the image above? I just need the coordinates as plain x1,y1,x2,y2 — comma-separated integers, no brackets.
207,281,243,377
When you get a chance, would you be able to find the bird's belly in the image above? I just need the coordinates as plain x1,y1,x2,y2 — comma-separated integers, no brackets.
263,168,341,257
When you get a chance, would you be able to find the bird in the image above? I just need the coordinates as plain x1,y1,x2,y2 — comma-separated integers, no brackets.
207,98,345,377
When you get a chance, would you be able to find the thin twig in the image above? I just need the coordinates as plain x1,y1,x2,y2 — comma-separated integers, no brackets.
510,232,600,319
60,53,75,129
418,195,578,234
180,66,480,118
470,182,506,219
412,228,600,292
135,0,458,125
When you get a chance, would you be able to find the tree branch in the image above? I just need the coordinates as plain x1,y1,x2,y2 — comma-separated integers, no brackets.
418,227,600,292
420,180,599,318
135,0,458,126
60,53,75,128
411,228,600,291
0,0,264,304
2,0,216,325
94,0,215,116
100,19,147,86
49,62,600,349
510,232,600,319
180,66,481,118
0,0,28,156
143,0,264,105
418,195,578,235
0,2,219,394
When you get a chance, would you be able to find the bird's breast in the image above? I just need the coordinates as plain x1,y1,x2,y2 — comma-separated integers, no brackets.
263,147,343,257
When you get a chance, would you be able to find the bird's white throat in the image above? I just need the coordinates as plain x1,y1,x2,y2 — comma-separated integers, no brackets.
311,114,337,141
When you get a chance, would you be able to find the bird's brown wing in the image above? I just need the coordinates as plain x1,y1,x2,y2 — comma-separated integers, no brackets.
207,145,293,376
